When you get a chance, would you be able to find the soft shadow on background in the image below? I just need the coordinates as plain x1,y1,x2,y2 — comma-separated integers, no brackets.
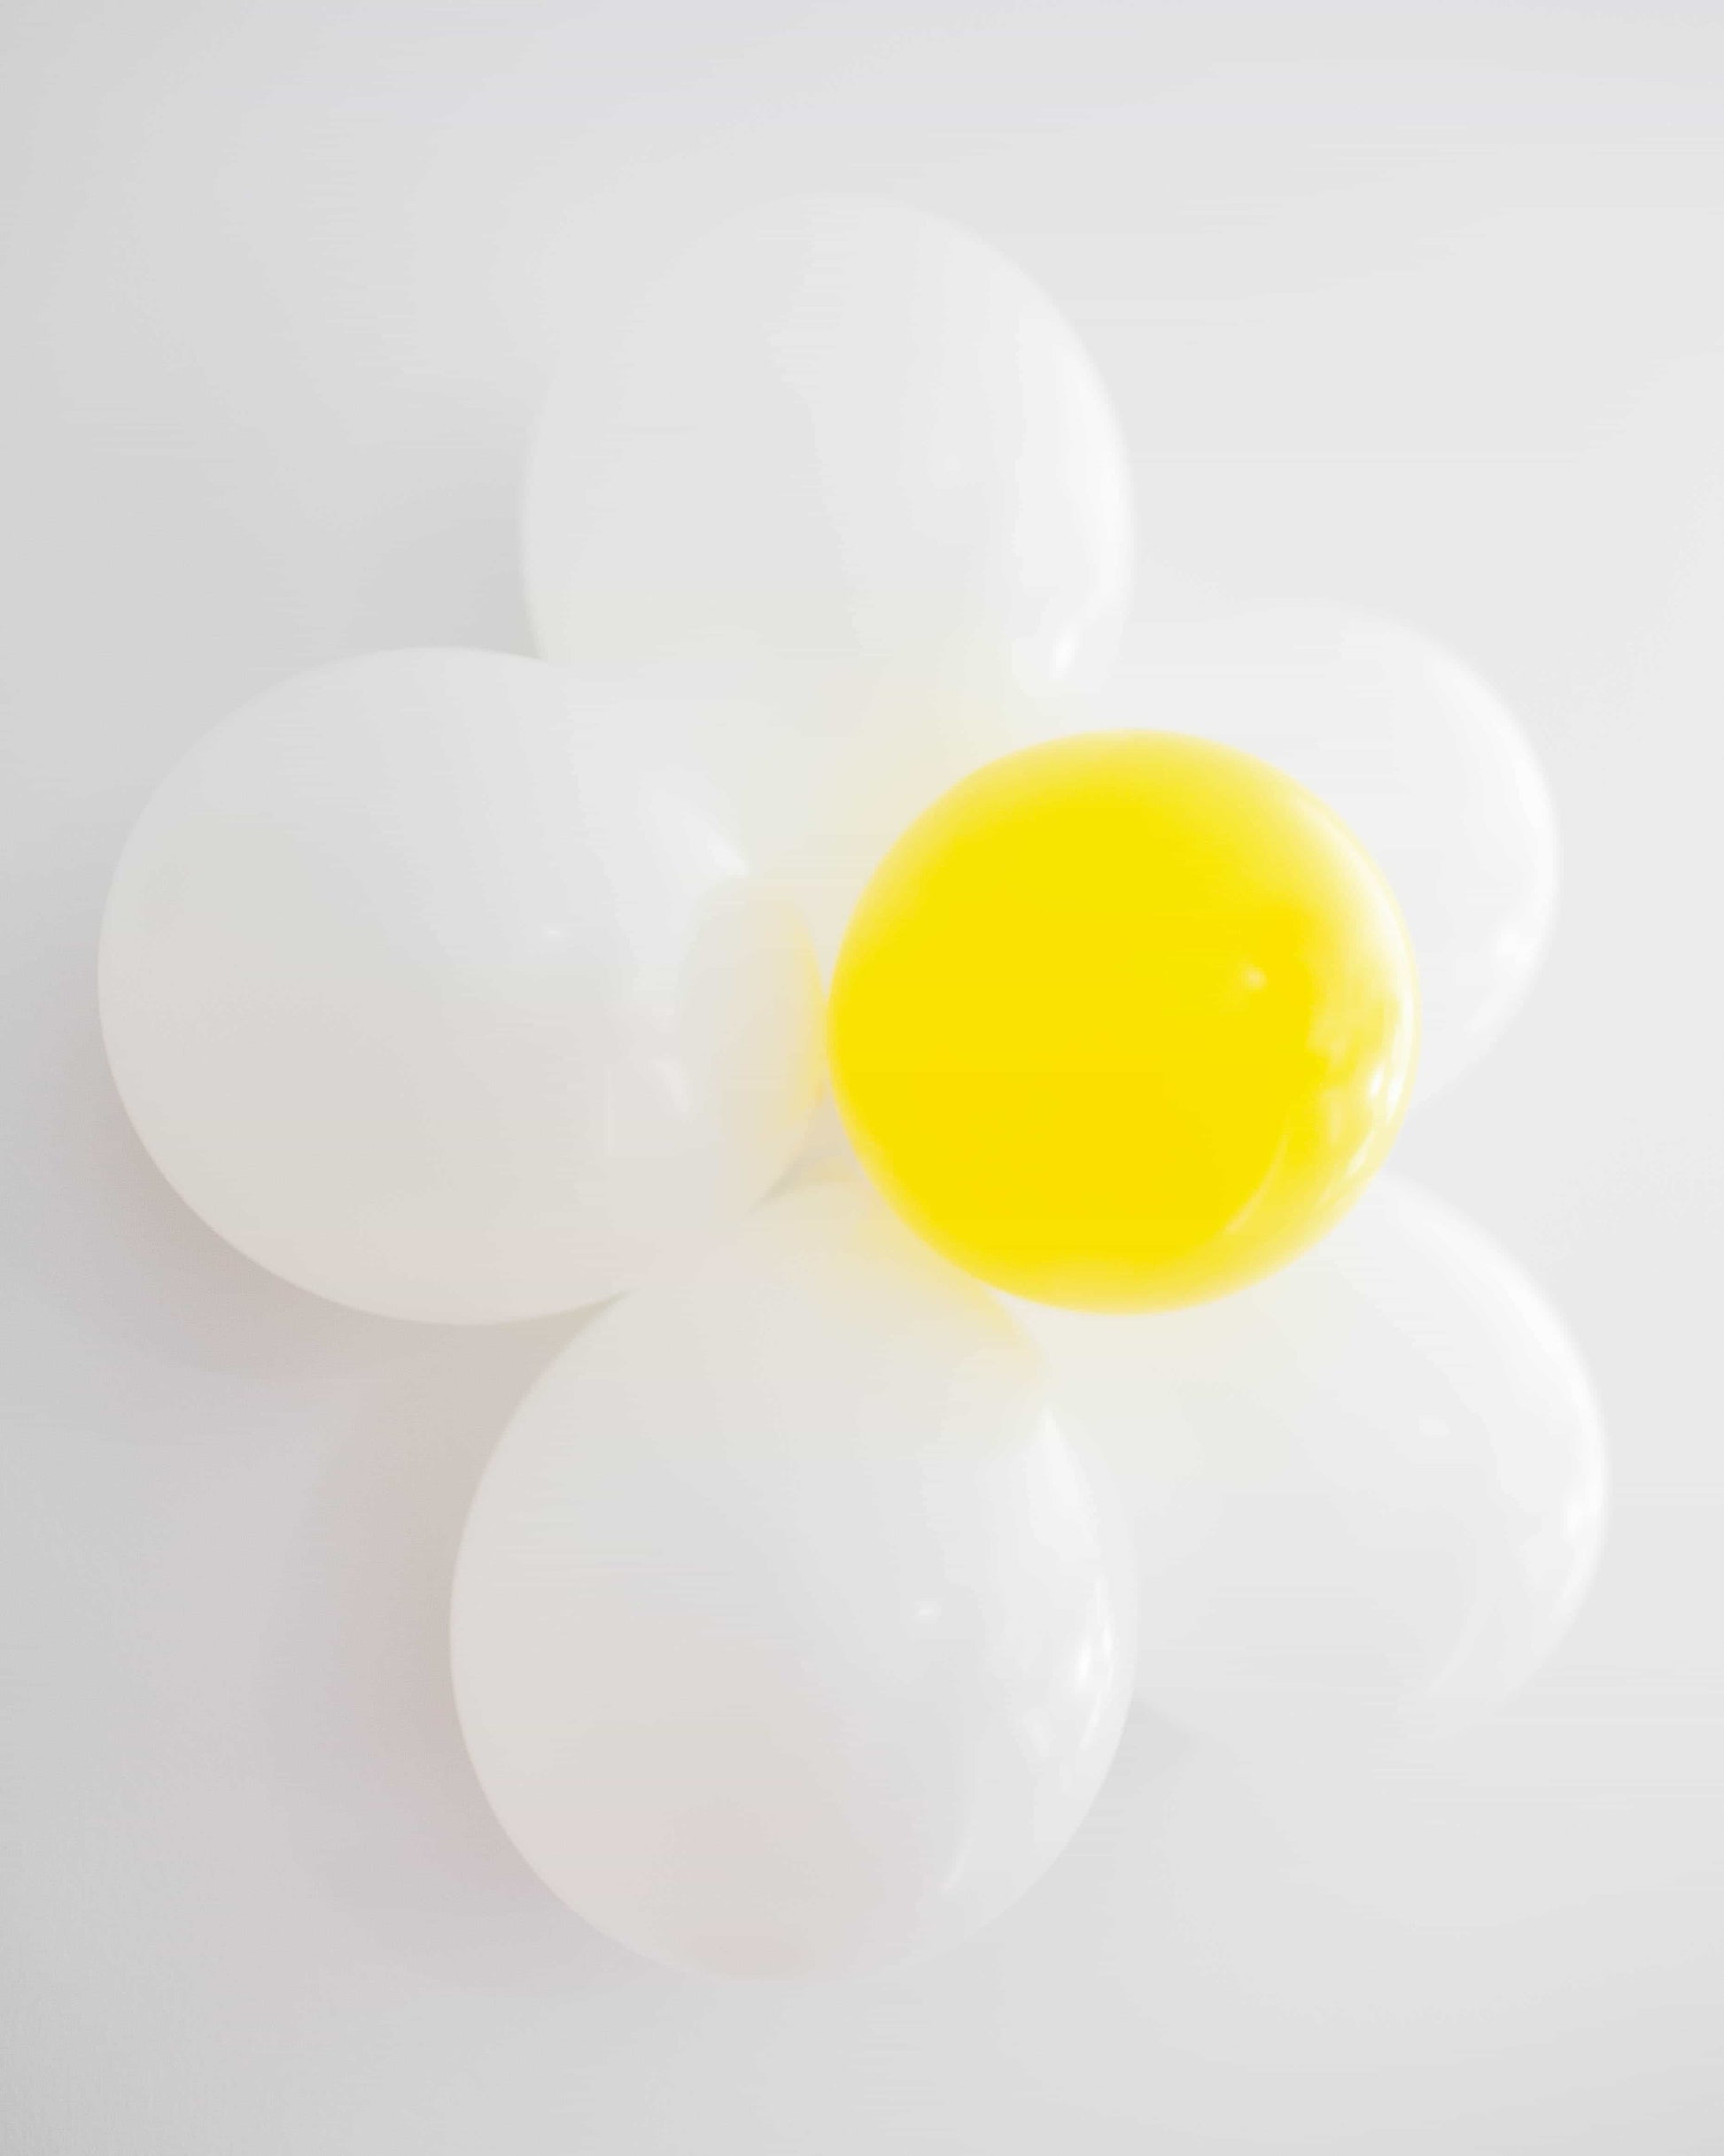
2,3,1722,2150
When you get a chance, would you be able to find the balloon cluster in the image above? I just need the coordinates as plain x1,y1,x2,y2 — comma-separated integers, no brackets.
99,199,1604,1981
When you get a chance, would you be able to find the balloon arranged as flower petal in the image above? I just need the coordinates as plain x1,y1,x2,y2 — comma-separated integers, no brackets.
100,650,822,1322
452,1173,1134,1979
1016,1174,1606,1752
524,196,1134,964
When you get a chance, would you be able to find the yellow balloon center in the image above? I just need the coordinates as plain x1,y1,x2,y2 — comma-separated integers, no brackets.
828,731,1418,1311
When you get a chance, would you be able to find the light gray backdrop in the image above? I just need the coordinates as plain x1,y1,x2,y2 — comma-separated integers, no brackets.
3,2,1720,2149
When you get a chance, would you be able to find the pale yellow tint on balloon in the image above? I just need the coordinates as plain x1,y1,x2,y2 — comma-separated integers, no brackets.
828,733,1419,1311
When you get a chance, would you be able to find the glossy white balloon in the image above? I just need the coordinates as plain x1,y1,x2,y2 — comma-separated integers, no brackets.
1015,1176,1606,1752
1056,609,1559,1100
451,1172,1135,1980
99,650,821,1323
524,197,1135,961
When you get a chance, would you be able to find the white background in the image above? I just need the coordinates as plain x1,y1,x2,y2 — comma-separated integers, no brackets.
4,2,1722,2148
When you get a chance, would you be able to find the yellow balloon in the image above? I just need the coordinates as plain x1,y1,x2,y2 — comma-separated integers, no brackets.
828,732,1418,1311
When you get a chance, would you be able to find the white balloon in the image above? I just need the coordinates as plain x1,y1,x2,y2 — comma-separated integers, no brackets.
524,197,1135,961
99,650,821,1323
1054,609,1560,1100
1014,1176,1606,1751
451,1172,1135,1980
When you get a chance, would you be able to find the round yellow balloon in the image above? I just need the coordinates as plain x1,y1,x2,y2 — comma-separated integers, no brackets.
828,732,1418,1311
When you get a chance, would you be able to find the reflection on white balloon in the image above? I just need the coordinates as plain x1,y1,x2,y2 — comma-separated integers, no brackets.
451,1172,1135,1980
99,650,821,1323
1015,1176,1605,1752
1052,609,1559,1101
524,196,1135,961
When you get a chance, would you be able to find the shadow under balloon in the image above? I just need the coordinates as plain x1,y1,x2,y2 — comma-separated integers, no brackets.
250,1302,651,1992
947,1702,1201,1979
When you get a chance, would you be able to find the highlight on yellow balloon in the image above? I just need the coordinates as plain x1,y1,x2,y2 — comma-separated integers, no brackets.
827,731,1419,1312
